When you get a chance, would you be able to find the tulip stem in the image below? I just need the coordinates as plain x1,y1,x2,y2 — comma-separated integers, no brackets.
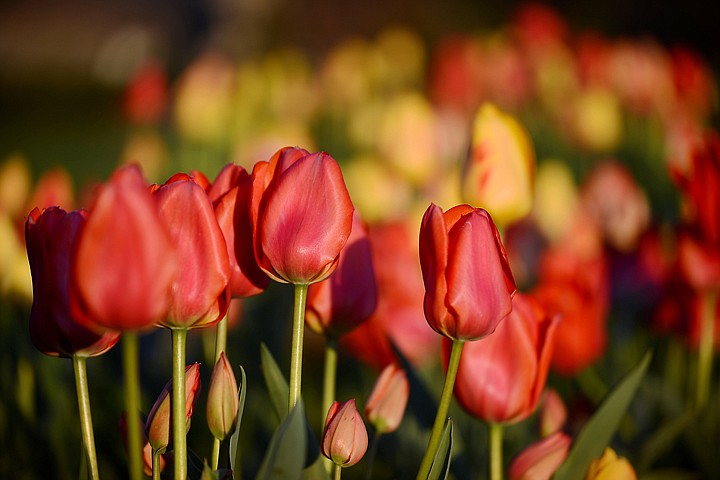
211,437,221,471
364,432,382,480
73,355,99,480
322,336,339,475
172,328,188,480
152,448,162,480
123,332,143,480
289,283,309,411
489,422,503,480
213,313,229,364
695,289,717,410
416,339,464,480
334,464,342,480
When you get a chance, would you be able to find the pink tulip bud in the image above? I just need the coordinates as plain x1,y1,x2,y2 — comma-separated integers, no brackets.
206,352,239,441
539,389,567,437
365,364,409,434
321,399,368,467
145,363,201,452
509,431,571,480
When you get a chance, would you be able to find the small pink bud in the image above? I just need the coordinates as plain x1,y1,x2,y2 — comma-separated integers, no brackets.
321,399,368,467
364,364,409,434
509,431,571,480
206,352,239,441
539,389,567,437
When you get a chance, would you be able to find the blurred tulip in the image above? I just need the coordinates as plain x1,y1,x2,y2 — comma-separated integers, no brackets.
0,153,31,217
118,131,168,183
342,221,438,368
448,293,558,423
152,173,231,329
305,213,377,337
539,389,567,437
428,35,485,118
462,103,535,227
206,352,239,441
533,159,579,243
122,60,168,125
250,146,354,285
364,364,409,434
570,88,622,152
146,363,201,452
26,168,75,214
0,212,32,301
419,203,516,341
585,448,637,480
670,46,716,118
70,165,177,331
26,207,119,357
210,163,269,298
321,399,368,467
508,431,571,480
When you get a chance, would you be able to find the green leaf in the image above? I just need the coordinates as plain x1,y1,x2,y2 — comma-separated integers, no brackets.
260,343,290,419
201,461,220,480
229,365,248,477
637,411,694,471
553,351,652,480
255,402,307,480
426,418,453,480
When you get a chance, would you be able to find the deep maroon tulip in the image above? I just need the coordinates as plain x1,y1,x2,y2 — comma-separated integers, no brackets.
211,164,269,298
26,207,119,357
71,165,176,331
420,203,516,341
152,174,231,329
250,146,355,285
305,212,377,337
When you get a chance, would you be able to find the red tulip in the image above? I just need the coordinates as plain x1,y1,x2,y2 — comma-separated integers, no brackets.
250,146,355,285
152,174,231,328
365,364,409,434
71,165,176,331
305,212,377,337
419,203,516,341
26,207,119,357
508,431,571,480
321,399,368,467
211,163,269,298
447,293,558,424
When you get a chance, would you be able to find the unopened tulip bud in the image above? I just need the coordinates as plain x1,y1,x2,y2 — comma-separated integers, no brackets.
585,448,637,480
321,399,368,467
206,352,239,441
364,364,409,434
146,363,201,451
539,389,567,437
509,431,571,480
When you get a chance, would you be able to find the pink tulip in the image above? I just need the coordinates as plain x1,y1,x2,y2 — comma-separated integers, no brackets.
321,399,368,467
365,364,409,434
509,431,571,480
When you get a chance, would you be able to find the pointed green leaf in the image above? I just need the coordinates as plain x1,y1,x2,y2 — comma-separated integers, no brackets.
230,365,248,477
201,460,220,480
637,411,694,471
260,343,290,419
255,402,307,480
553,351,652,480
427,418,453,480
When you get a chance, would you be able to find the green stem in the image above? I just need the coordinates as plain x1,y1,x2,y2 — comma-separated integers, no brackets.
152,448,162,480
489,422,503,480
416,339,464,479
322,337,339,475
211,437,221,471
73,355,99,480
695,289,717,410
334,464,342,480
289,283,308,411
172,328,188,480
213,313,229,364
123,332,143,480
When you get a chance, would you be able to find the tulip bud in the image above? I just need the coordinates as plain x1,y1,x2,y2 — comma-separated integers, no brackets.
462,103,535,227
539,389,567,437
364,364,409,434
585,448,637,480
419,203,516,341
146,363,201,452
509,431,571,480
321,399,368,467
206,352,239,441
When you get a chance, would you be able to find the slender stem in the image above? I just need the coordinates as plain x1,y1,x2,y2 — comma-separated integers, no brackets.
416,339,464,479
364,432,382,480
211,437,221,471
123,332,143,480
213,313,229,364
334,464,342,480
489,422,504,480
322,337,339,474
172,328,188,480
289,283,309,411
695,289,717,410
73,355,99,480
152,448,162,480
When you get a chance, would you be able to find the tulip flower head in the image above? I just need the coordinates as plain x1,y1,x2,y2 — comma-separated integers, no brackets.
419,203,516,341
321,399,368,467
250,146,355,285
585,448,637,480
206,352,239,441
364,364,409,434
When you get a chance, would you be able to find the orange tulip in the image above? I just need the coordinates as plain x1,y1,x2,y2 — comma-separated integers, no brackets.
250,146,355,285
71,165,176,331
419,203,516,341
447,293,558,423
26,207,119,357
